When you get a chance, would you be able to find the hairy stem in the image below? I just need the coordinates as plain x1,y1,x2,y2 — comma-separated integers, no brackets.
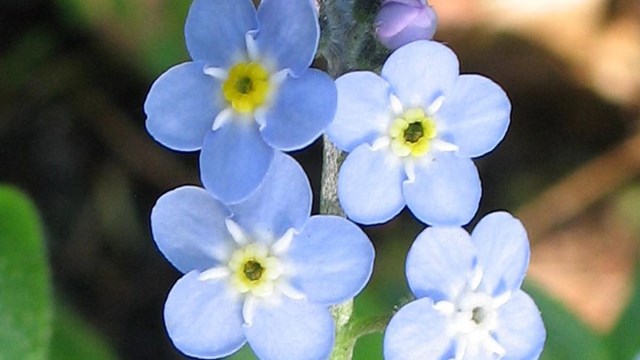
320,136,346,217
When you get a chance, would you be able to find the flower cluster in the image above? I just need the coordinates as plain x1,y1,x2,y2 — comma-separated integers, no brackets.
144,0,545,359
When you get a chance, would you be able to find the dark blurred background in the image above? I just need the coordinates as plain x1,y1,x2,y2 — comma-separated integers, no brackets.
1,0,639,359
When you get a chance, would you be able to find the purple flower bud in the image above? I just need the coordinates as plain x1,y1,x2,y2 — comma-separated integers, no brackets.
375,0,438,50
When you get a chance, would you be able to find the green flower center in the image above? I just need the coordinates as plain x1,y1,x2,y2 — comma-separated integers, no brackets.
404,122,425,143
389,108,437,157
228,243,281,297
471,306,487,325
243,260,264,281
222,62,271,114
235,76,254,94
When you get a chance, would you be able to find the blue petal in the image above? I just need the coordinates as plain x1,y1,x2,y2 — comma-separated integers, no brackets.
436,75,511,158
383,298,454,360
494,290,546,360
144,62,221,151
185,0,257,66
288,215,374,305
338,145,406,225
259,69,336,151
406,227,475,301
403,153,481,226
327,71,393,152
245,297,333,360
164,271,245,359
381,40,459,108
200,119,274,204
151,186,232,273
255,0,319,75
471,212,530,296
229,152,311,241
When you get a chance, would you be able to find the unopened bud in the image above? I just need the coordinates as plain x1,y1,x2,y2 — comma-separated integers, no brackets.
375,0,438,50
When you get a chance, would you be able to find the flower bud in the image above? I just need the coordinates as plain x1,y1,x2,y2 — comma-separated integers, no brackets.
375,0,438,50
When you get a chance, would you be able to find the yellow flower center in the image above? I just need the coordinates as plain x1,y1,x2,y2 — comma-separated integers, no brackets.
228,243,281,297
222,62,271,114
389,108,437,157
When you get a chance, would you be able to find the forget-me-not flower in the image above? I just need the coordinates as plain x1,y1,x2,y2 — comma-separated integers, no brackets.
327,40,510,226
145,0,336,204
375,0,438,50
384,211,546,360
151,152,375,360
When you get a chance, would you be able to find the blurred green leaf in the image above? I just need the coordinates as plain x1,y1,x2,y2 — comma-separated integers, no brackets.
0,185,52,360
0,30,57,95
351,289,389,360
615,183,640,239
525,283,611,360
56,0,190,77
607,265,640,360
50,304,118,360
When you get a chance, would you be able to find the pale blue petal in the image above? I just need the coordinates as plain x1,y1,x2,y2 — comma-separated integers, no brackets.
200,120,274,204
471,212,530,296
403,153,481,226
185,0,257,66
164,271,245,359
381,40,459,108
144,62,220,151
436,75,510,158
338,145,406,225
288,215,374,305
327,71,393,152
384,298,454,360
466,352,499,360
406,227,475,301
151,186,231,273
246,297,333,360
259,69,336,151
495,290,546,360
229,152,311,240
255,0,319,75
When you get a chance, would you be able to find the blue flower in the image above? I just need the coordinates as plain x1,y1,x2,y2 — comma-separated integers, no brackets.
383,212,546,360
151,152,375,360
144,0,337,204
326,40,510,226
375,0,438,50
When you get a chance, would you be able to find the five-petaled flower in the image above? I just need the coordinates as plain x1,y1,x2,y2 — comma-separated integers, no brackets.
151,153,375,360
327,40,511,226
145,0,336,204
383,211,546,360
375,0,438,50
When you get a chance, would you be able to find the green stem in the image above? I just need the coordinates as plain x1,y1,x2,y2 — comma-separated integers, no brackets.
319,120,353,360
330,313,393,359
319,136,346,217
318,0,355,77
318,2,392,359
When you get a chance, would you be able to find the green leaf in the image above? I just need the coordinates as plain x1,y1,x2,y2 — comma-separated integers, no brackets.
524,283,611,360
607,265,640,360
55,0,190,78
50,305,118,360
0,185,53,360
351,292,387,360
